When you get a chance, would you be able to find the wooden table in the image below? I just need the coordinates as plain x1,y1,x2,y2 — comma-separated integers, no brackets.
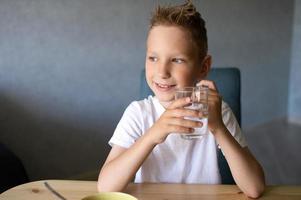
0,180,301,200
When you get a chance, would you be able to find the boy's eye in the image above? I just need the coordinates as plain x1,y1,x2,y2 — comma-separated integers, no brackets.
148,56,158,62
172,58,185,64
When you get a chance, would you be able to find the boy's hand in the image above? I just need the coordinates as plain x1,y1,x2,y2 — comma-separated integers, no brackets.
198,80,225,134
146,97,203,145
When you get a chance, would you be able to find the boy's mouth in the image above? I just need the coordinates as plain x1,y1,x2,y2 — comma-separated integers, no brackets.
155,82,176,90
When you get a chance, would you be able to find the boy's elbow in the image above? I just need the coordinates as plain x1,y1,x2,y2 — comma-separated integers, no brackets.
97,180,114,192
97,176,104,192
97,169,114,192
246,190,263,199
97,178,125,192
245,184,265,199
97,178,114,192
97,180,104,192
97,174,111,192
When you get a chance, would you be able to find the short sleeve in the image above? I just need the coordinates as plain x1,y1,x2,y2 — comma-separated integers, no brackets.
220,102,248,148
109,102,143,148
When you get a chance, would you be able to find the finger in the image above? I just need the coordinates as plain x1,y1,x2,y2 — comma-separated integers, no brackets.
208,94,222,102
168,117,203,128
197,111,208,118
197,80,218,92
168,97,191,109
168,125,194,134
169,108,200,118
207,88,219,96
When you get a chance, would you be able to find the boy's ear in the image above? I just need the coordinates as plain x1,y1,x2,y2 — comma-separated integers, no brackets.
199,55,212,78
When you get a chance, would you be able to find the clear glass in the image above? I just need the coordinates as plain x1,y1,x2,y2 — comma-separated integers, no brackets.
175,86,209,140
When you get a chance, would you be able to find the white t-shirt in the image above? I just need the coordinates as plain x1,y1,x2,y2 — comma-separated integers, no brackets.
109,96,247,184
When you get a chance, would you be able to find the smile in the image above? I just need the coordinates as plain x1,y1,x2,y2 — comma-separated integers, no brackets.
155,82,176,90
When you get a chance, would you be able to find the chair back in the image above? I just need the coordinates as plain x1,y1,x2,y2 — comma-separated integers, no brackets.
139,67,241,184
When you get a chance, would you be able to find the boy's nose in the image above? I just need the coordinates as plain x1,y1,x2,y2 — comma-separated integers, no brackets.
157,62,171,79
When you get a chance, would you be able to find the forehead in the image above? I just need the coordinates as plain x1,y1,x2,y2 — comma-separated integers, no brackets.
147,25,198,56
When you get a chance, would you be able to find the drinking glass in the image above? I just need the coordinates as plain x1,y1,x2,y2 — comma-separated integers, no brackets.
175,86,209,140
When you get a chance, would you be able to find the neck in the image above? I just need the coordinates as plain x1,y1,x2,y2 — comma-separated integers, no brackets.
159,100,172,109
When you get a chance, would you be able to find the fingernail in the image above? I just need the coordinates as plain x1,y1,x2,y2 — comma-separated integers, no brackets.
186,97,191,102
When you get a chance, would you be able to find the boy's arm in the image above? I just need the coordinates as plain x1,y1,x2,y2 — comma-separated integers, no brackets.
98,97,202,192
213,127,265,199
97,134,156,192
199,80,265,199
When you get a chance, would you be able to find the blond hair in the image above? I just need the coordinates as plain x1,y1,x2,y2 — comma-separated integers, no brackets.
149,0,208,58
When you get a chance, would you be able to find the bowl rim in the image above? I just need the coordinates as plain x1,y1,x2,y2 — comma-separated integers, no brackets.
82,192,138,200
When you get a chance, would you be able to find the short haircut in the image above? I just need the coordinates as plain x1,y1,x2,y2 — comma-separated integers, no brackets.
149,0,208,59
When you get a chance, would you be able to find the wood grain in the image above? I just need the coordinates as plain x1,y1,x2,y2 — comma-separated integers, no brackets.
1,180,300,200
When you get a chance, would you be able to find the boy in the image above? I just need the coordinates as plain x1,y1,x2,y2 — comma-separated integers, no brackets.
98,1,265,198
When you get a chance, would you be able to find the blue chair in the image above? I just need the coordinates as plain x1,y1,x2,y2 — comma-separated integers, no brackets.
140,67,241,184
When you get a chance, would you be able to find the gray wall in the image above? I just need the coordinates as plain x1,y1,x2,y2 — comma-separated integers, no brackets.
201,0,294,127
289,0,301,124
0,0,295,180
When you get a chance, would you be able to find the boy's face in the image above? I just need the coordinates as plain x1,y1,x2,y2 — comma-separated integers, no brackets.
145,25,210,105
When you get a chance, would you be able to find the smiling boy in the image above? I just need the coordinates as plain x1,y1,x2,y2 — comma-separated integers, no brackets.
98,1,265,198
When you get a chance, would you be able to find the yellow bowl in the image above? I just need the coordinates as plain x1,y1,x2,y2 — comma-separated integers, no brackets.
82,192,138,200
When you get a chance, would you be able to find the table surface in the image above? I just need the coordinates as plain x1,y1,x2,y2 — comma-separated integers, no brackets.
1,180,301,200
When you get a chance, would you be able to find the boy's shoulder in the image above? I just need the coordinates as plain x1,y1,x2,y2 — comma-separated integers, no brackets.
221,100,240,126
122,95,163,123
127,95,160,112
221,101,231,112
130,95,156,107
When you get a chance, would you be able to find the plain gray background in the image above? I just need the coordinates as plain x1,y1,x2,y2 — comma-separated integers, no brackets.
289,0,301,123
0,0,300,183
